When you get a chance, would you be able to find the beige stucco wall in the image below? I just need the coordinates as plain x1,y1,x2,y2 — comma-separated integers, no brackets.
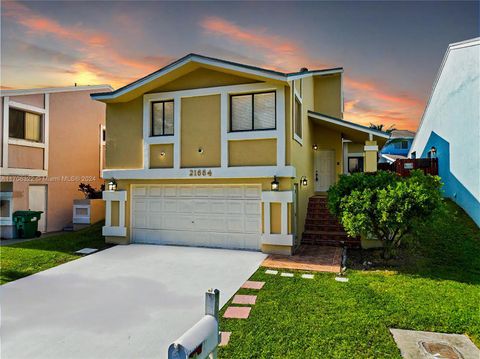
313,74,342,119
10,94,45,109
228,139,277,166
149,67,258,93
105,97,143,169
8,144,44,169
181,95,221,168
4,89,107,233
150,144,174,168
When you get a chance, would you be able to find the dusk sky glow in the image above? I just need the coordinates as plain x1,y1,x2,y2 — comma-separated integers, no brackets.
1,1,478,130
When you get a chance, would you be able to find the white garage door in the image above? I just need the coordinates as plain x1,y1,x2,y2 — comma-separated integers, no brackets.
131,184,262,250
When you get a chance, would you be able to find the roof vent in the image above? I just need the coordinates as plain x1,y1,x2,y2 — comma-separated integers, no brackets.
299,67,309,72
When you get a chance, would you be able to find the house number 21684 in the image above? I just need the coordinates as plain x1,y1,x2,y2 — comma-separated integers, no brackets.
189,169,213,177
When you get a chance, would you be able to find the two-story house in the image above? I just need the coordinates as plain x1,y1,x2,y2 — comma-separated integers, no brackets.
92,54,388,254
1,85,111,238
379,130,415,164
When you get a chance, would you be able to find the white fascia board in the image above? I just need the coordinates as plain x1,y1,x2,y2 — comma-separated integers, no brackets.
102,166,296,180
92,56,287,101
287,68,343,81
1,84,112,97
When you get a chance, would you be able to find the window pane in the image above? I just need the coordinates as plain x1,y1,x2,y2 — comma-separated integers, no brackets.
348,157,364,173
9,108,25,139
401,141,408,149
294,97,302,138
164,101,174,135
0,199,10,218
231,95,252,131
152,102,164,136
25,112,41,141
254,92,275,130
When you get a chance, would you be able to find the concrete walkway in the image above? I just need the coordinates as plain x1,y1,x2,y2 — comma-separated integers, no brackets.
1,244,266,359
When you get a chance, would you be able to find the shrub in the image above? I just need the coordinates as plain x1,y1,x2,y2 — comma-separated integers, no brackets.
78,183,104,199
328,170,443,258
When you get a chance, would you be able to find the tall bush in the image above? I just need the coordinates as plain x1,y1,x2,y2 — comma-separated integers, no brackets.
328,170,443,258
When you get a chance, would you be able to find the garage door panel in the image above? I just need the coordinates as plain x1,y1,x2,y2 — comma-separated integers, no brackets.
132,184,261,250
149,200,163,212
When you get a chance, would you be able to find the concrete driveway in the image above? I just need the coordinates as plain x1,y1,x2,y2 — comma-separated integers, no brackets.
1,244,266,359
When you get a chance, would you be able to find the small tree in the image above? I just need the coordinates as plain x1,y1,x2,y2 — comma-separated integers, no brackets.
328,170,443,259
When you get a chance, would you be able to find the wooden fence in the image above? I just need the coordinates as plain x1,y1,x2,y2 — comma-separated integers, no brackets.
378,158,438,177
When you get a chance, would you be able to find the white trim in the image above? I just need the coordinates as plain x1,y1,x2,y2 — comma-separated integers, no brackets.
0,84,112,97
102,190,127,237
308,111,390,139
8,138,45,148
340,72,344,114
2,97,9,168
261,191,293,202
102,166,295,180
73,204,91,224
143,82,285,171
0,168,47,177
293,90,303,145
8,101,46,114
263,202,271,236
0,192,13,225
102,226,127,237
364,145,378,151
261,234,293,246
287,68,343,81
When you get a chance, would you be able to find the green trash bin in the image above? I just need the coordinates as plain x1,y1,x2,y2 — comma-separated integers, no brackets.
13,211,43,239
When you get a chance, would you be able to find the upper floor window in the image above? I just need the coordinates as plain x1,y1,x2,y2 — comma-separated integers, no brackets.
294,95,302,141
9,108,42,142
152,100,174,136
393,140,409,149
230,91,276,132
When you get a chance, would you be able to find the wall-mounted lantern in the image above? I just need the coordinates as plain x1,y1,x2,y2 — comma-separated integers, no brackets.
312,144,318,151
430,146,437,158
301,176,308,187
271,176,279,191
107,178,117,191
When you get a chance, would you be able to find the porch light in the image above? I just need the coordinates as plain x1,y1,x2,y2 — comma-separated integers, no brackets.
271,176,279,191
107,178,117,191
301,176,308,187
312,144,318,150
430,146,437,158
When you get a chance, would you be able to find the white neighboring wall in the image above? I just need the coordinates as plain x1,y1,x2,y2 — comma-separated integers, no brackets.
410,38,480,225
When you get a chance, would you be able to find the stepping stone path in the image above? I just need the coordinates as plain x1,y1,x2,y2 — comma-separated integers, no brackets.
281,272,294,277
335,277,349,282
265,269,278,275
301,274,315,279
219,332,231,347
232,294,257,305
75,248,98,255
241,281,265,290
223,306,251,319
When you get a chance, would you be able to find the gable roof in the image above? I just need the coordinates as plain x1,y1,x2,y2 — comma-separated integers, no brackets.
308,110,390,139
91,53,343,102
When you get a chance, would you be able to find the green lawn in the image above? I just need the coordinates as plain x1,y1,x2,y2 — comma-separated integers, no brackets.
219,201,480,358
1,222,111,284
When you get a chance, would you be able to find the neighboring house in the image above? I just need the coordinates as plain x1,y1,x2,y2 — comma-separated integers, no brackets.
409,38,479,226
379,130,415,163
0,85,112,238
92,54,389,254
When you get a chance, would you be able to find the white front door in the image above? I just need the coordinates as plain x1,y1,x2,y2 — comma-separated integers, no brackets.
315,150,336,192
131,184,262,250
28,185,47,232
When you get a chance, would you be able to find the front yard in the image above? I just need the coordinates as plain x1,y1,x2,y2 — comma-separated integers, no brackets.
1,222,110,284
219,201,480,358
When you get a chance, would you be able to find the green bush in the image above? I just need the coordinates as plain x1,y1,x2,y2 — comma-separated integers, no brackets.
328,170,443,258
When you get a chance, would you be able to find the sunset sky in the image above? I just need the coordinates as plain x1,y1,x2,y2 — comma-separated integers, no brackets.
1,1,478,130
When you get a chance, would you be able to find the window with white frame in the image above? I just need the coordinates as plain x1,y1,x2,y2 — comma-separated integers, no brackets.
230,91,276,132
0,192,13,225
9,108,42,142
294,95,302,141
151,100,174,136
